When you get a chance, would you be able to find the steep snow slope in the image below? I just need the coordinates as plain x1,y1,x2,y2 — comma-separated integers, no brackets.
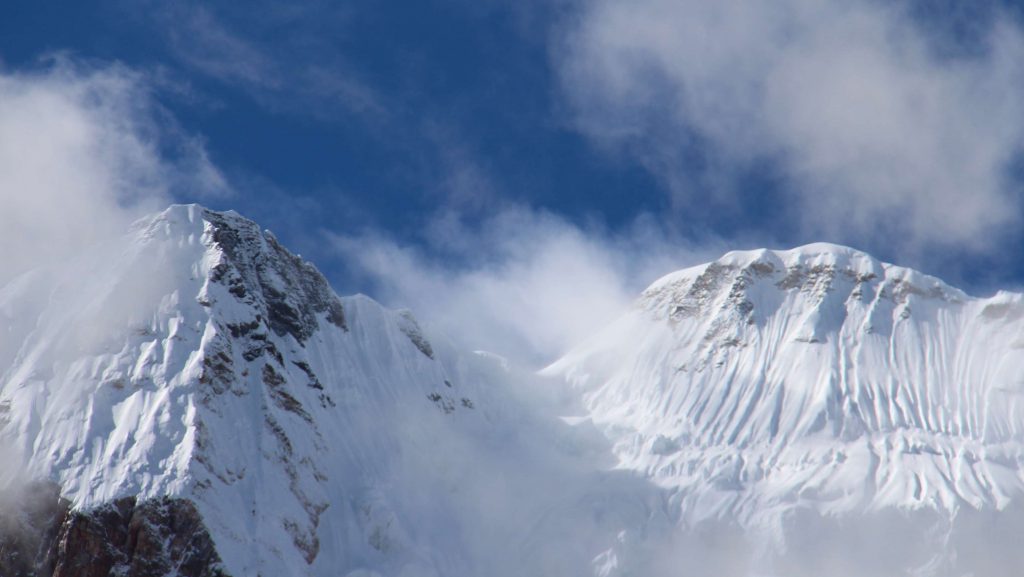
546,243,1024,536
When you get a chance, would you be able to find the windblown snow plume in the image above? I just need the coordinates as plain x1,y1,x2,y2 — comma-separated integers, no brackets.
0,57,226,286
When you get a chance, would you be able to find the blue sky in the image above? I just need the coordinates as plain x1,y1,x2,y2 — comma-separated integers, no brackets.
4,0,1024,363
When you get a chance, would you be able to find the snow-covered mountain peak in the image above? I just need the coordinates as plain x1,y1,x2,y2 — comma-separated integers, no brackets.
131,204,347,342
0,205,491,576
647,243,880,290
641,243,965,338
548,243,1024,529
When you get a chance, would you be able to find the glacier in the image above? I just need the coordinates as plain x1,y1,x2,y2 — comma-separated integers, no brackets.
1,207,1023,576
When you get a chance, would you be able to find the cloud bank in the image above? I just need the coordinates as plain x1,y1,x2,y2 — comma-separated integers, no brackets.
0,57,227,286
557,0,1024,254
333,207,723,366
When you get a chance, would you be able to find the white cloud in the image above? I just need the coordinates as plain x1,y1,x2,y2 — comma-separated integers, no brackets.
332,206,722,366
166,5,278,90
557,0,1024,253
0,57,229,286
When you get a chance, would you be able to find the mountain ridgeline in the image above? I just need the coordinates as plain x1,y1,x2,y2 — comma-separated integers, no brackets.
1,208,1023,576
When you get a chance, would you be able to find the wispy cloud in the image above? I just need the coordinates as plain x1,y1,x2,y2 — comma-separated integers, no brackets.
0,56,229,285
556,0,1024,255
165,5,278,90
152,2,384,119
331,205,723,366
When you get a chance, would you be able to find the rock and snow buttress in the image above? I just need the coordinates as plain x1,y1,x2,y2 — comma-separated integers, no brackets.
2,207,1024,577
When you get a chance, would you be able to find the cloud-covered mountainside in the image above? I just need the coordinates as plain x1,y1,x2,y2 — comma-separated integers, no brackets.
1,206,1023,576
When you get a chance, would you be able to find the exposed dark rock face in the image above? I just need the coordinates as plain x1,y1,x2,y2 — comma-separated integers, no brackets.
0,483,226,577
178,209,336,567
204,210,347,343
396,310,433,359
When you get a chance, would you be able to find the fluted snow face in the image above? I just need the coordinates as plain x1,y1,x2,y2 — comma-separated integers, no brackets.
547,244,1024,524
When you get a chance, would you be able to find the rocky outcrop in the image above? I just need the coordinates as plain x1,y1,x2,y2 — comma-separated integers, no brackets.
204,209,347,343
0,483,226,577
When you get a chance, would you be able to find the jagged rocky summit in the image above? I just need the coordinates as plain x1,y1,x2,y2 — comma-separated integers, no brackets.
3,208,1024,577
